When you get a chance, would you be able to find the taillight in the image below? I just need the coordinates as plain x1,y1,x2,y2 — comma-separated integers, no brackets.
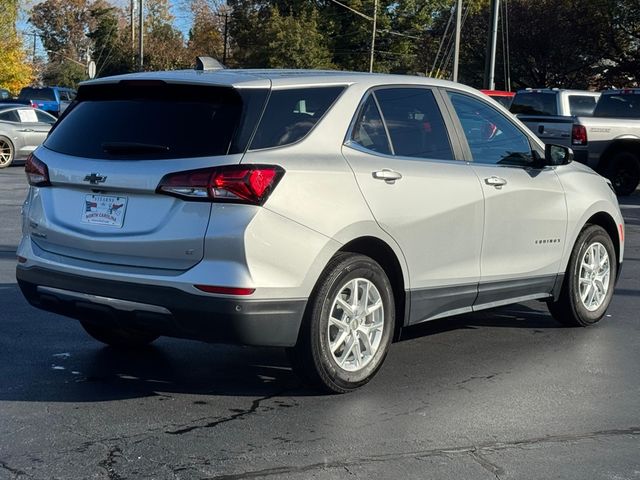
571,124,588,145
25,154,51,187
157,165,284,205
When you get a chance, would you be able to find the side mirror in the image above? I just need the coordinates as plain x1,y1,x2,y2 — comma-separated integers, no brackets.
545,144,573,166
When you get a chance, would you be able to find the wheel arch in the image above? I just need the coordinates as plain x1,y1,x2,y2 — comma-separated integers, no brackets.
584,211,622,272
597,139,640,173
338,236,408,340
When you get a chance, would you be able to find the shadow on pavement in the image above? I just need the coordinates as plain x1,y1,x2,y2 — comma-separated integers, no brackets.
399,303,561,342
0,281,589,403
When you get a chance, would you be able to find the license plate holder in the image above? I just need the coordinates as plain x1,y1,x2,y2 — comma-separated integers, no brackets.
81,194,128,228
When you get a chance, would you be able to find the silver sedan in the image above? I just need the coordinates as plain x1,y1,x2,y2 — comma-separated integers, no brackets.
0,104,56,168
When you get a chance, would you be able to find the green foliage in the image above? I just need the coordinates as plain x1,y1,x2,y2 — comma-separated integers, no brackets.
88,5,131,78
42,60,86,88
263,7,334,68
228,1,333,68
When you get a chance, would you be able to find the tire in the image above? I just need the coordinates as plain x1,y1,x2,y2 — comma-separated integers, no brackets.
547,225,616,327
0,136,14,169
80,320,159,349
289,253,395,393
606,151,640,196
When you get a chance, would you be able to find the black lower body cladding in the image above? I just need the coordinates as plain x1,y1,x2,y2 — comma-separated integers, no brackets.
16,266,306,347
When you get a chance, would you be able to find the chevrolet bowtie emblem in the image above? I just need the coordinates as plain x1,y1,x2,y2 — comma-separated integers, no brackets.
84,173,107,184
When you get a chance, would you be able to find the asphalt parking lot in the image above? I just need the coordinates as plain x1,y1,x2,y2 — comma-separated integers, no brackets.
0,164,639,480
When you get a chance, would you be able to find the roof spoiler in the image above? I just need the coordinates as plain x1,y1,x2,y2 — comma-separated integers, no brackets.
195,57,226,71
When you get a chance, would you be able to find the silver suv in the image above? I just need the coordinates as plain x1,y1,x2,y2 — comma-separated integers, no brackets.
16,69,624,393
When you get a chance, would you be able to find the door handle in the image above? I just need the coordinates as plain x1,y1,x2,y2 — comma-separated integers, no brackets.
484,176,507,188
17,129,34,132
372,169,403,183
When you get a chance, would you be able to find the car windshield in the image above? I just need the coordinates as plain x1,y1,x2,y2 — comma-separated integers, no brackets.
510,92,557,115
44,82,268,160
593,93,640,118
19,88,56,101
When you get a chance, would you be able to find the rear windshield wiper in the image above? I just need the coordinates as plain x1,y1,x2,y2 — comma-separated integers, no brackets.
102,142,170,154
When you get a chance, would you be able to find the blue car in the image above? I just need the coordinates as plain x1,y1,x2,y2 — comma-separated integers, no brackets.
18,86,76,117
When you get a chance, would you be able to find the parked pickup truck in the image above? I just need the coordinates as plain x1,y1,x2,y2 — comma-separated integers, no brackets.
512,88,640,195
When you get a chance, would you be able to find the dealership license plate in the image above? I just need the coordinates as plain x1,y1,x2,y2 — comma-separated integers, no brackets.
82,194,128,227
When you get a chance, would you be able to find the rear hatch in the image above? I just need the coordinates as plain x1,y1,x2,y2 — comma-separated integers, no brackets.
29,80,269,271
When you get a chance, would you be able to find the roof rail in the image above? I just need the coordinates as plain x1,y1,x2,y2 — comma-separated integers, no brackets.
195,57,226,71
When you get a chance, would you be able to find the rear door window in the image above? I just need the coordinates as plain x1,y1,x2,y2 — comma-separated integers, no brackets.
510,92,558,115
568,95,597,116
44,83,268,159
374,87,454,160
249,86,344,150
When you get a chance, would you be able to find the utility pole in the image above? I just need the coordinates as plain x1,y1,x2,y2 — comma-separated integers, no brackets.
131,0,135,50
369,0,378,73
452,0,462,82
222,13,228,65
138,0,144,71
32,32,37,62
483,0,500,89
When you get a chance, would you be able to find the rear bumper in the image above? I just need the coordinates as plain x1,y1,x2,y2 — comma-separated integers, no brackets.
16,266,306,347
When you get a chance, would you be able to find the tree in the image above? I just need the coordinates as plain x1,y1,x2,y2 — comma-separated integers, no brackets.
263,6,334,68
142,0,190,70
187,0,225,61
30,0,94,86
88,4,131,78
0,0,33,94
30,0,94,61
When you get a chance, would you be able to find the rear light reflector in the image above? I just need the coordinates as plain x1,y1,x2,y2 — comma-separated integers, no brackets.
571,124,588,145
17,256,27,264
25,153,51,186
157,165,284,205
194,285,255,296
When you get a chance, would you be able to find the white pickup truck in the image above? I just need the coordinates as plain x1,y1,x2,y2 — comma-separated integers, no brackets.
512,88,640,195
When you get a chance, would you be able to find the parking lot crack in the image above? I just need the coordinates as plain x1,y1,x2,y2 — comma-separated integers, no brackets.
97,445,125,480
469,449,504,479
202,426,640,479
164,391,283,435
0,460,29,478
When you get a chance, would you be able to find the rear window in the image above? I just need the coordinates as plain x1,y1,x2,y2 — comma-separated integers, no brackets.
19,87,56,101
44,83,268,159
568,95,597,116
490,95,514,109
510,92,557,115
594,93,640,118
249,86,345,150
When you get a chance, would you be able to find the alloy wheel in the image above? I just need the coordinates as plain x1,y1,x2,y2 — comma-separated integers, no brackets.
0,140,12,167
578,241,611,311
327,278,384,372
